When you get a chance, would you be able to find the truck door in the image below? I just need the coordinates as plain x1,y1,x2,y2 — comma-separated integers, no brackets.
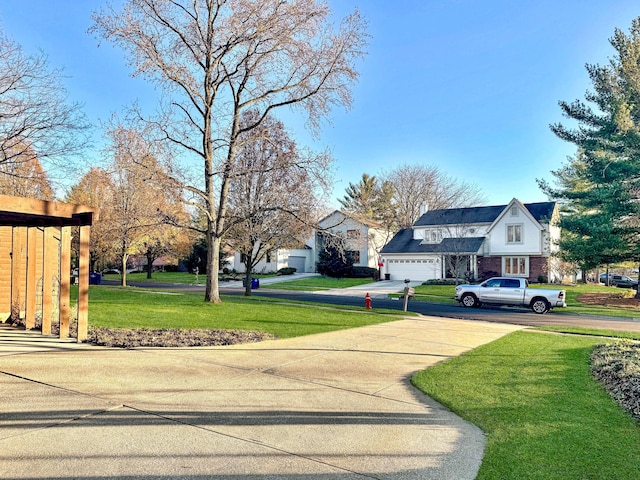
499,278,524,305
478,278,503,302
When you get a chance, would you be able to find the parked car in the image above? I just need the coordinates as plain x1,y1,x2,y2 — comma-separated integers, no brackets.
600,273,638,289
455,277,567,314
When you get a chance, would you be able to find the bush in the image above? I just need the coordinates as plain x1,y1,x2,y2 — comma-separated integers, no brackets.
277,267,297,276
537,275,548,283
350,266,377,278
222,267,230,274
422,279,459,286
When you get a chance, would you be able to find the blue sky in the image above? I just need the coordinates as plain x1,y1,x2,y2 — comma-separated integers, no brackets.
1,1,639,207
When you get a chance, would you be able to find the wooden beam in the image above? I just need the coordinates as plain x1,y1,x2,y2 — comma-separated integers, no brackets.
25,228,37,329
77,224,90,342
59,227,71,339
0,194,96,222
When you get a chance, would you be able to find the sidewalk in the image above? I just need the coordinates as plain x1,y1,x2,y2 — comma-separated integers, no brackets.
0,316,522,479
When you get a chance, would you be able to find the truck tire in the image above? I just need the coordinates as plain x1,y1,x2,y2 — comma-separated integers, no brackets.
531,298,550,314
461,293,479,308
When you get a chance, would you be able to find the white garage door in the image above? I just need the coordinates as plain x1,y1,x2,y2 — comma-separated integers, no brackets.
385,259,440,282
288,255,306,273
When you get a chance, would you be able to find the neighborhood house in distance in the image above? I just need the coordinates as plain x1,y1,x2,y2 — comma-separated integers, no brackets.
232,210,388,274
380,198,560,283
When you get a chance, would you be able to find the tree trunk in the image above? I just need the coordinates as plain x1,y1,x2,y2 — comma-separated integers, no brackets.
146,252,153,279
204,226,221,303
121,253,128,287
244,260,252,297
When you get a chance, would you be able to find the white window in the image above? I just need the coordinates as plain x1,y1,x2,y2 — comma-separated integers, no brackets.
510,206,519,216
504,257,527,276
506,224,522,243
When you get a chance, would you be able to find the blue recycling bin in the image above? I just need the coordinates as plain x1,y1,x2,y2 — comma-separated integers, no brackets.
251,278,259,289
89,272,101,285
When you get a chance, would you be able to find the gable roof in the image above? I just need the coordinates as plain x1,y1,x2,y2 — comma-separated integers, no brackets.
380,228,485,255
413,201,556,227
319,210,383,230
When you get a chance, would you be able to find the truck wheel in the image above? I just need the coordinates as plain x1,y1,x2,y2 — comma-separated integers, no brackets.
531,298,550,314
461,293,479,308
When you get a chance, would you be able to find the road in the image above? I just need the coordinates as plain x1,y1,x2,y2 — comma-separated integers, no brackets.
101,279,640,333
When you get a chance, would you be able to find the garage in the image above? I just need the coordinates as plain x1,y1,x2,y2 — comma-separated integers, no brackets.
383,257,441,282
287,255,307,274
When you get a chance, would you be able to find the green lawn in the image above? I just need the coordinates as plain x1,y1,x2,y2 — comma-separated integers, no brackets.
84,286,401,338
407,282,640,318
102,271,206,284
412,330,640,479
265,275,375,291
101,271,277,285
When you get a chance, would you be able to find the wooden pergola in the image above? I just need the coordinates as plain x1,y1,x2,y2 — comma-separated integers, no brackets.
0,194,96,342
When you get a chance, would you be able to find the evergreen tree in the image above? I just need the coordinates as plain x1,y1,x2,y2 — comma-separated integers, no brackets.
546,17,640,292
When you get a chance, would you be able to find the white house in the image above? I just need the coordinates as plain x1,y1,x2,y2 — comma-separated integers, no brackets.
231,210,390,274
380,199,560,283
232,245,314,274
312,210,390,270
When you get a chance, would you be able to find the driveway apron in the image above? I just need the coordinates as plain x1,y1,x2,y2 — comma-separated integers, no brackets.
0,317,522,479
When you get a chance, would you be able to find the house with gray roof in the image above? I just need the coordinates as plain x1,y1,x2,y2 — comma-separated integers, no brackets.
380,198,560,282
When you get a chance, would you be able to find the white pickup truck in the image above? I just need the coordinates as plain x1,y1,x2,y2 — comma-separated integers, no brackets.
454,277,567,314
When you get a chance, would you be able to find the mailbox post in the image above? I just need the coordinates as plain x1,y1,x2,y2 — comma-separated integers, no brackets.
403,278,414,312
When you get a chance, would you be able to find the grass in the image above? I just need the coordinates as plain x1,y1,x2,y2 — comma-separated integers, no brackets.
84,286,403,338
265,275,375,291
101,271,277,285
412,330,640,479
403,282,640,318
102,271,207,284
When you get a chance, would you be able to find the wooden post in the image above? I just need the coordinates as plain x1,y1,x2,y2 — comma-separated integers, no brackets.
77,224,90,342
25,227,38,330
10,227,24,323
59,227,71,338
41,228,56,336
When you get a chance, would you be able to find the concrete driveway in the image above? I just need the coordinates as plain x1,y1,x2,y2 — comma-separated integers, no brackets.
0,317,521,479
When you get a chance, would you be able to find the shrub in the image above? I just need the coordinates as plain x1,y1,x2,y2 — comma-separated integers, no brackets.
277,267,297,276
350,266,377,278
537,275,548,283
222,267,230,274
422,279,459,286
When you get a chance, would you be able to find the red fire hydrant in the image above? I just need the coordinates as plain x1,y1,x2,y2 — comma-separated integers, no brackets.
365,292,372,309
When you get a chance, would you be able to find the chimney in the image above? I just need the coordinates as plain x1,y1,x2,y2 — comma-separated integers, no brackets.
419,202,429,215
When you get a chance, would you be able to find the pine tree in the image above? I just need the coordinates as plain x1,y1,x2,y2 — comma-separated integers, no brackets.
547,17,640,292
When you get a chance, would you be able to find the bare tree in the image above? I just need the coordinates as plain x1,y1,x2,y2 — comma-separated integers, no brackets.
91,0,367,303
0,28,89,175
382,164,486,229
0,143,54,200
225,111,329,295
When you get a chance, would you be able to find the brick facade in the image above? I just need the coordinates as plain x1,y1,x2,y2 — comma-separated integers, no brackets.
478,256,502,280
477,255,549,282
529,256,549,282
